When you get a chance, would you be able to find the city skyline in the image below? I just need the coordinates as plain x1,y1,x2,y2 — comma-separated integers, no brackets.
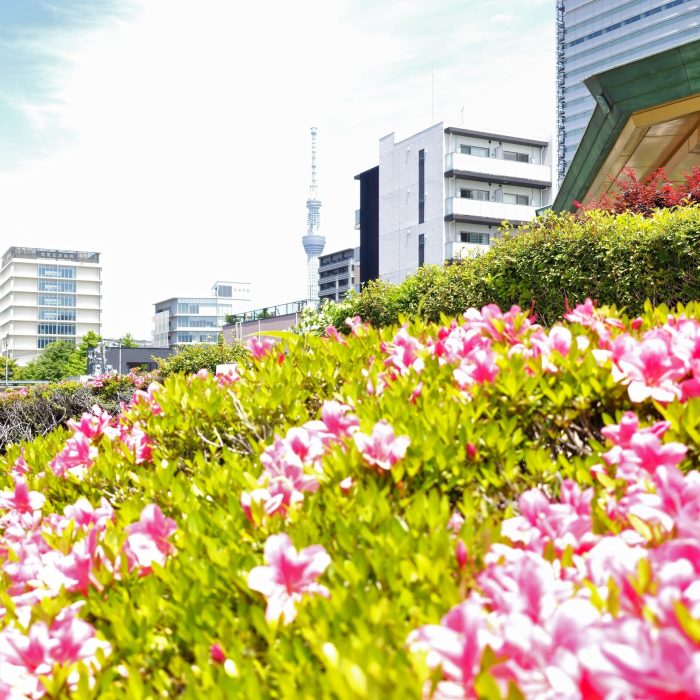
0,0,555,338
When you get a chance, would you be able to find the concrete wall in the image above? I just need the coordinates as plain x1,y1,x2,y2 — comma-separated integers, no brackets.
379,123,445,284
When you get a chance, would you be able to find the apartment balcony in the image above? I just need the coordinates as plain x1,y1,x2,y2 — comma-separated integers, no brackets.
445,197,535,226
445,152,551,188
445,241,491,261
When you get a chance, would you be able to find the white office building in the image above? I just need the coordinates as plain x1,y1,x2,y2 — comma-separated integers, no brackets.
374,122,552,284
153,281,251,348
0,247,101,364
557,0,700,182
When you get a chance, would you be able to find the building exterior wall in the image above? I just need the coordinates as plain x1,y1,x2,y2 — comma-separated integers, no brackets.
318,248,358,303
370,123,552,285
102,347,173,375
0,247,101,364
557,0,700,182
356,166,380,286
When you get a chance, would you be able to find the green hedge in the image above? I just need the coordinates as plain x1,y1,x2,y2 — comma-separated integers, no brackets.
323,207,700,328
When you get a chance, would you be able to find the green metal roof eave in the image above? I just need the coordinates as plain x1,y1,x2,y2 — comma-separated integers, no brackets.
552,39,700,213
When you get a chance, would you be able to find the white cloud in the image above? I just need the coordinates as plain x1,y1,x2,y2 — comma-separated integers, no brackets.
0,0,554,338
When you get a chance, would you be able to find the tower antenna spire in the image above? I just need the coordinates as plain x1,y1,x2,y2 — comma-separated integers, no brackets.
302,126,325,305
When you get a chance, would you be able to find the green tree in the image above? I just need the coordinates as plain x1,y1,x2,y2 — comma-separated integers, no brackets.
15,341,81,382
119,333,138,348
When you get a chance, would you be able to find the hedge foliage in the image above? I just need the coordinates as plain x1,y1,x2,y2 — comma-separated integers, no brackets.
2,299,700,697
0,374,141,450
155,336,247,379
322,207,700,329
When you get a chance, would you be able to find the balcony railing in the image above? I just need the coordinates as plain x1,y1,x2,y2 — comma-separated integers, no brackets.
225,300,313,325
445,153,551,186
445,197,536,224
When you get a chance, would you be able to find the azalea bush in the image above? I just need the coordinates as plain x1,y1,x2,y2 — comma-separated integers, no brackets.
0,372,147,450
318,206,700,329
1,299,700,697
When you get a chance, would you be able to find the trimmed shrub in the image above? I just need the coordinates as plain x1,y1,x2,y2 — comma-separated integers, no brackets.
156,337,247,379
0,374,142,450
1,300,700,696
322,206,700,329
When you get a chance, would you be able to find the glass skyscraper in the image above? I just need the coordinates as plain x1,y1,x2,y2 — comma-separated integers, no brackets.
557,0,700,183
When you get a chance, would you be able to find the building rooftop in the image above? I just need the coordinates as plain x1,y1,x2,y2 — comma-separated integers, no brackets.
2,247,100,267
553,39,700,211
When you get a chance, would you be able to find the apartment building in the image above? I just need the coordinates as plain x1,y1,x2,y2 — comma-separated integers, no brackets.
0,247,101,363
356,122,553,285
318,247,360,303
557,0,700,182
153,281,251,348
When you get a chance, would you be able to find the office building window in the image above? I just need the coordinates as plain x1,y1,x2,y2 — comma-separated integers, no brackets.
38,265,75,279
37,323,76,336
38,293,75,307
39,308,76,321
177,303,200,314
460,145,489,157
460,232,490,245
503,193,530,205
503,151,529,163
38,279,76,293
217,285,232,298
418,233,425,267
418,148,425,224
460,188,490,201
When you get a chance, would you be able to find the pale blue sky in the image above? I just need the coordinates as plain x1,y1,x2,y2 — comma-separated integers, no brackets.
0,0,555,338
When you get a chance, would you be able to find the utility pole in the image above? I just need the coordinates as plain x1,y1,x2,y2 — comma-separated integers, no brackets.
3,335,8,385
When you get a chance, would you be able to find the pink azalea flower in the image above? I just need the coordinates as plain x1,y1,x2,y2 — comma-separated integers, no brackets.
382,327,425,378
339,476,354,494
49,433,98,479
353,420,410,472
11,450,29,477
0,478,45,514
578,618,700,697
408,601,499,696
453,348,499,390
345,316,366,336
124,504,177,574
49,605,111,665
456,541,468,569
247,534,330,624
325,325,347,344
612,332,687,403
62,497,114,532
210,643,226,664
120,422,153,464
247,336,277,360
319,400,359,440
601,411,669,448
67,405,117,441
447,511,465,535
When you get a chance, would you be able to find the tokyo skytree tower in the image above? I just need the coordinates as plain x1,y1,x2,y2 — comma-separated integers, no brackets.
302,127,325,305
